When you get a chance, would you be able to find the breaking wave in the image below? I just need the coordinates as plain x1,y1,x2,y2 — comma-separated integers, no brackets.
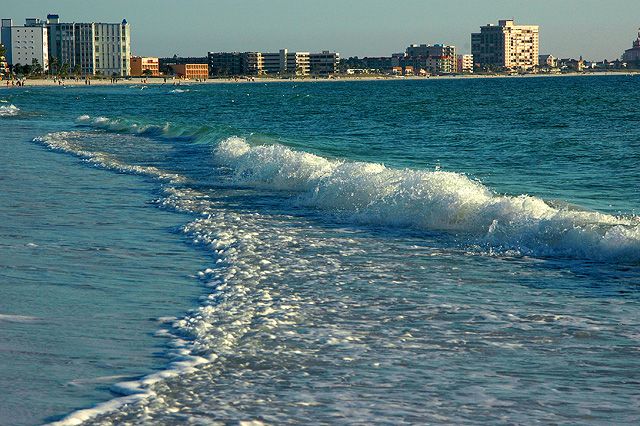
0,104,20,117
215,137,640,263
75,115,203,140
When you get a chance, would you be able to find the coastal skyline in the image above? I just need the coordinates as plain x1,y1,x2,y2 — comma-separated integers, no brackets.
2,0,639,60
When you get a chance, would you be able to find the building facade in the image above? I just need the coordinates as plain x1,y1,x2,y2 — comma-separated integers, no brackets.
208,52,243,76
622,28,640,64
538,54,558,69
159,56,206,75
47,14,130,76
1,18,49,71
457,54,473,73
472,19,539,71
130,56,159,76
207,49,339,76
405,44,456,74
0,44,7,77
170,63,208,79
242,52,263,75
310,50,340,75
286,51,310,75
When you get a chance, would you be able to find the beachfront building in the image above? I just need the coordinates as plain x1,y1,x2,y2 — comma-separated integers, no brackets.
1,18,49,72
0,44,7,78
472,19,539,72
159,56,206,75
310,51,340,76
208,52,244,76
405,44,456,74
539,54,557,68
170,63,208,80
260,49,310,76
457,54,473,73
622,28,640,66
130,56,159,76
261,50,285,75
242,52,263,75
286,51,310,75
46,14,131,76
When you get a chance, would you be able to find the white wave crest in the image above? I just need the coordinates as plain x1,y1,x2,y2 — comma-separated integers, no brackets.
0,104,20,117
76,115,171,137
215,137,640,262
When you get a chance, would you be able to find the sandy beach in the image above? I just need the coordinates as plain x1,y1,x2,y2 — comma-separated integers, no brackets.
1,71,638,88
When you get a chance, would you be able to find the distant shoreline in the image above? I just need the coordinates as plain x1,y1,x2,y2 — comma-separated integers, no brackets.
1,71,639,88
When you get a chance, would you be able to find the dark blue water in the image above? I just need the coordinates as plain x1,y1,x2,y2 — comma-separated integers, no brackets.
1,76,639,425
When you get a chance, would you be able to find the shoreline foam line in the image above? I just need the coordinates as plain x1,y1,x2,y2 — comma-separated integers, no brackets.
35,130,262,425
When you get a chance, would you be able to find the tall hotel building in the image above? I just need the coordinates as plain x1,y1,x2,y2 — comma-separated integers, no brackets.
1,18,49,71
472,19,539,71
46,14,131,76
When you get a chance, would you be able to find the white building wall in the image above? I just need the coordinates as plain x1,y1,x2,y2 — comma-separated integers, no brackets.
8,22,48,70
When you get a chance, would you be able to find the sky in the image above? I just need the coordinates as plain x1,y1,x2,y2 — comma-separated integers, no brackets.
2,0,639,60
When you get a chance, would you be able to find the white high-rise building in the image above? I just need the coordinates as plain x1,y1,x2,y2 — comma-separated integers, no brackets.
46,14,131,76
1,18,49,71
472,19,539,71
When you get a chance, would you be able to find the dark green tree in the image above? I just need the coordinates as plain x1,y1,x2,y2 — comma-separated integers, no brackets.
31,58,43,76
60,62,70,77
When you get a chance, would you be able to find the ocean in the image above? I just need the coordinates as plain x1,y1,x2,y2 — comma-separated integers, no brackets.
1,76,639,425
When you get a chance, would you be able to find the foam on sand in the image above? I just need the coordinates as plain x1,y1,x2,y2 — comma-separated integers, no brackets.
214,137,640,263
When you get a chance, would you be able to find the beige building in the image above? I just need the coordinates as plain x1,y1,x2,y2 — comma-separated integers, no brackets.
457,54,473,73
131,56,159,76
472,19,539,71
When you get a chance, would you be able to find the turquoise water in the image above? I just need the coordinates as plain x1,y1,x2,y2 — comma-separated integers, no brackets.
1,76,640,425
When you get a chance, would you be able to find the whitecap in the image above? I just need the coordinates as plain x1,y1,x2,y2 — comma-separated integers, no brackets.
214,137,640,263
0,104,20,117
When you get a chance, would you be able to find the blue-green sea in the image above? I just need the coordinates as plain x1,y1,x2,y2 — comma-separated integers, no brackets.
1,76,639,425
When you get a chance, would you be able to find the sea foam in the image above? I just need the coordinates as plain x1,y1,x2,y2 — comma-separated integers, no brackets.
215,137,640,262
0,104,20,117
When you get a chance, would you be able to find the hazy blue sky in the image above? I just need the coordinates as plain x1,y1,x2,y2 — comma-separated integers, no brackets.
2,0,639,59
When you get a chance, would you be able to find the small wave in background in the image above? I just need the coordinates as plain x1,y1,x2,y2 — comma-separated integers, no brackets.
0,104,20,117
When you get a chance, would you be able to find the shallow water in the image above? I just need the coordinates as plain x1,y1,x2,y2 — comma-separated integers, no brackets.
1,76,640,425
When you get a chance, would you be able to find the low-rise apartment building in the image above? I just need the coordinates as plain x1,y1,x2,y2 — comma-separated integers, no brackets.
170,63,208,79
208,51,243,76
310,50,339,75
130,56,159,76
405,44,456,74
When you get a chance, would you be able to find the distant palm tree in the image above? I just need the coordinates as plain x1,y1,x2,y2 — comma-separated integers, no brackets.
60,62,70,77
49,56,60,76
